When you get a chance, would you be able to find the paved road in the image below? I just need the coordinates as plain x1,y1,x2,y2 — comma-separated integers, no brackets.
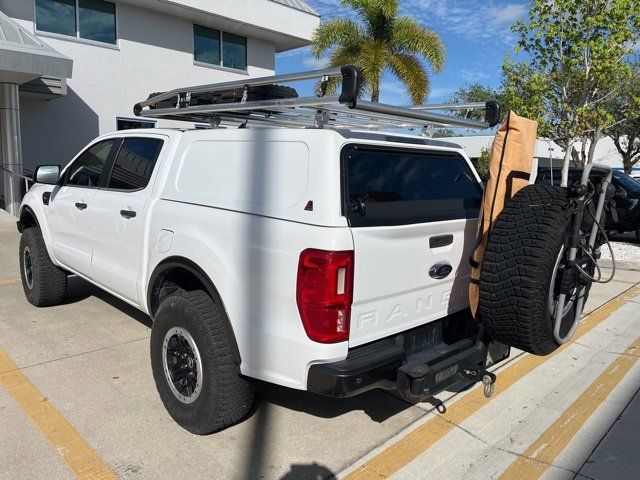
1,209,639,480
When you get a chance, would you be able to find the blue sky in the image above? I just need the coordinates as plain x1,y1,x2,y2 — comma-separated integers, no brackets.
275,0,529,105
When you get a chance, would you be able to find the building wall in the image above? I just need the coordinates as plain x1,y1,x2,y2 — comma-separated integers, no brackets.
1,0,278,173
445,134,640,176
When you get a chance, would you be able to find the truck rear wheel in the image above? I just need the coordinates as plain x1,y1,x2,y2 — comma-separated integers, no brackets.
479,184,593,355
19,227,67,307
150,289,254,434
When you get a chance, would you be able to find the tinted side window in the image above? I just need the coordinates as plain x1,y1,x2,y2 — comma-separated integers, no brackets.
65,139,117,187
342,146,483,227
108,138,163,190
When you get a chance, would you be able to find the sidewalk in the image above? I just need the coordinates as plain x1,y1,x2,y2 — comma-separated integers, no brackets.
578,385,640,479
337,279,640,480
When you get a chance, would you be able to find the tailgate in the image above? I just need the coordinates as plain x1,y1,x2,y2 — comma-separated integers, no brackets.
341,144,482,347
349,219,477,346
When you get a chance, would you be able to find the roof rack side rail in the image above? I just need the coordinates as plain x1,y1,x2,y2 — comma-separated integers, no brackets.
133,66,500,132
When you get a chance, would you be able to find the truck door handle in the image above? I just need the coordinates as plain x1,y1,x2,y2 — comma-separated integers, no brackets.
75,202,87,210
120,210,137,219
430,234,453,248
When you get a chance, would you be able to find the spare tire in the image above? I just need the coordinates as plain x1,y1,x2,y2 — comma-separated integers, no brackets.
479,184,593,355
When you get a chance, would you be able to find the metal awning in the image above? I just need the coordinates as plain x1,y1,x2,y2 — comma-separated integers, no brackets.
0,10,73,84
0,9,73,215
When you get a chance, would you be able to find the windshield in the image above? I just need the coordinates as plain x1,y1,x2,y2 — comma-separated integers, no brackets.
341,145,482,227
613,172,640,192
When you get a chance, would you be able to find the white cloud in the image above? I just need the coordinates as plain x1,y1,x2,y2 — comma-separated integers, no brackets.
378,82,455,105
303,54,329,69
459,68,492,83
379,81,408,104
305,0,527,43
428,86,456,101
400,0,527,43
487,3,528,25
277,46,311,59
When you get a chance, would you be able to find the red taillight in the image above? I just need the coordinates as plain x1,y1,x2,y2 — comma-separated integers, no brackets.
296,249,354,343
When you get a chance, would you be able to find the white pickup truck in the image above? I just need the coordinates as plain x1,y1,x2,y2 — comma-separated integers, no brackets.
17,126,510,434
16,68,522,435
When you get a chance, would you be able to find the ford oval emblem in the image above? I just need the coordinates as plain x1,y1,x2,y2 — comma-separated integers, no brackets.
429,262,453,280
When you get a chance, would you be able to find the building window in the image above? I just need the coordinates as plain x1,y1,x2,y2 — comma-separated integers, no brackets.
117,118,156,131
194,25,221,66
193,25,247,71
78,0,116,44
35,0,117,45
222,33,247,70
35,0,76,37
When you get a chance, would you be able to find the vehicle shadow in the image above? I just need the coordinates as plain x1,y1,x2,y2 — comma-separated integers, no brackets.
255,379,415,423
63,275,153,328
62,276,417,424
279,463,336,480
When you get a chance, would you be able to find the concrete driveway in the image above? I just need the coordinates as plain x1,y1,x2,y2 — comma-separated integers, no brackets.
1,209,639,480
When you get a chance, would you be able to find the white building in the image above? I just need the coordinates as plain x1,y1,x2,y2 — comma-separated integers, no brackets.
447,134,640,179
0,0,319,212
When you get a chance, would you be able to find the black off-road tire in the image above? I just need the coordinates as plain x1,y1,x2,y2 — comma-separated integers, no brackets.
479,184,589,355
19,227,67,307
150,289,255,435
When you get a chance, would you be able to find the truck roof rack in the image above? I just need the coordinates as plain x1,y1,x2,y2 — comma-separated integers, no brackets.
134,66,500,134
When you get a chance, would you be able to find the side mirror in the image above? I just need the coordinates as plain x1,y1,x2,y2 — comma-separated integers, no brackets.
614,187,628,200
33,165,60,185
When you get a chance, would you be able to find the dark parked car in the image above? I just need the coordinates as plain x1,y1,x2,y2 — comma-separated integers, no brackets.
536,167,640,240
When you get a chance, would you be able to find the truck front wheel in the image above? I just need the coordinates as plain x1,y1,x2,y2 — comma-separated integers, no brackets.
19,227,67,307
150,289,255,434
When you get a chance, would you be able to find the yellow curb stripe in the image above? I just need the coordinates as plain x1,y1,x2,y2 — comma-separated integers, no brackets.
499,335,640,480
0,278,21,286
343,283,640,480
0,348,117,480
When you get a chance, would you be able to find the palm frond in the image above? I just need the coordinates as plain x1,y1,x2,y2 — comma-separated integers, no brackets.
318,46,363,96
311,19,366,59
389,54,430,105
341,0,399,19
357,40,390,99
390,17,445,72
311,1,445,103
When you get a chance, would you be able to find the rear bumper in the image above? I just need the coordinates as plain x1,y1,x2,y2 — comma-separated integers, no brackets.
307,312,510,402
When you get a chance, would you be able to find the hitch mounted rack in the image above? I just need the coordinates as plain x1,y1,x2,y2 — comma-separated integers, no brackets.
134,66,500,133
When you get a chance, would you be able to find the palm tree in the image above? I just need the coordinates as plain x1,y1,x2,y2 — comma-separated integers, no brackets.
311,0,445,104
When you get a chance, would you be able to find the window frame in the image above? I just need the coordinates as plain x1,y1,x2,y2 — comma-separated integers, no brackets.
340,144,484,228
192,24,248,72
102,136,165,193
34,0,119,49
60,138,122,189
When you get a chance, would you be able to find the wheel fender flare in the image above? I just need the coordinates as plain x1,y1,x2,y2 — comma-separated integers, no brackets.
17,205,39,231
147,256,241,364
17,195,58,264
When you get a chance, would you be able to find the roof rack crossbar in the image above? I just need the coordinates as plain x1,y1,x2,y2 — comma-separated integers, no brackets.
134,66,500,132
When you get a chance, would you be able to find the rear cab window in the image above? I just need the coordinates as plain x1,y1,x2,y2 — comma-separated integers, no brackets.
107,137,164,191
341,145,483,227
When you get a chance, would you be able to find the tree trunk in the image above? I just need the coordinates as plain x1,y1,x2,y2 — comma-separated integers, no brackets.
586,127,602,164
371,83,380,103
623,155,640,174
561,138,576,187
